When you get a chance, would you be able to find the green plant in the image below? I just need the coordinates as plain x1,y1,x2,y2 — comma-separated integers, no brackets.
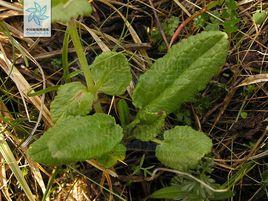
151,160,233,200
151,16,180,51
252,9,268,25
28,30,228,171
195,0,240,33
28,0,229,186
131,154,155,177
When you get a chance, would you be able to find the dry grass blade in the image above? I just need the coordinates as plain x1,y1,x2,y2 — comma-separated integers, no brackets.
148,0,168,49
0,10,22,20
0,0,22,12
78,21,111,52
99,0,151,68
237,74,268,87
0,100,47,199
0,157,12,201
172,0,191,17
0,125,35,201
87,160,118,178
0,51,52,127
27,159,47,197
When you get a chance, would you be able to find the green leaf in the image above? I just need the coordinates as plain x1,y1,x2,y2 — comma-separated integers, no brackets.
151,183,233,200
27,86,59,97
151,186,186,199
52,0,92,23
240,111,248,119
91,51,132,96
210,190,234,200
163,16,180,36
27,129,62,165
133,31,228,114
28,114,123,165
50,82,94,122
252,10,268,25
156,126,212,171
132,110,166,141
117,99,131,127
261,169,268,187
223,18,240,33
96,144,126,168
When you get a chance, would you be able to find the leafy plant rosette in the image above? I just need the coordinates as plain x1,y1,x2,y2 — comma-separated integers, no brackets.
28,0,229,176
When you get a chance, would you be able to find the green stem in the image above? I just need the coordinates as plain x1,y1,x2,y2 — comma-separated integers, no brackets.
94,99,104,113
151,138,162,144
125,117,140,131
68,19,94,91
62,30,70,82
42,166,60,201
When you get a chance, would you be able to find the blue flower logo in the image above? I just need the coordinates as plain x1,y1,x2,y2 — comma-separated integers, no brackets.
26,2,49,26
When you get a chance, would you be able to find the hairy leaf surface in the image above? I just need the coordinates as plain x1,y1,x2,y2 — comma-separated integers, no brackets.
91,52,131,95
28,114,123,165
50,82,94,122
132,111,166,141
156,126,212,171
52,0,92,22
27,129,62,165
133,31,228,114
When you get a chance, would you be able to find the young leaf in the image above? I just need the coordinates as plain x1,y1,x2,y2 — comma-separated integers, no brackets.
52,0,92,23
28,114,123,165
117,99,131,127
132,110,166,141
155,126,212,171
151,182,233,200
91,51,132,96
252,10,268,25
50,82,94,122
133,31,228,114
96,144,126,168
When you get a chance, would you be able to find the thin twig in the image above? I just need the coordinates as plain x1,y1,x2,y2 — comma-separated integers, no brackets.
148,0,169,49
169,8,207,48
147,167,229,193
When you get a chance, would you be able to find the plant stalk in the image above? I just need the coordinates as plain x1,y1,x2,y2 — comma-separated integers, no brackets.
68,19,95,91
93,98,104,113
151,138,162,144
62,30,70,82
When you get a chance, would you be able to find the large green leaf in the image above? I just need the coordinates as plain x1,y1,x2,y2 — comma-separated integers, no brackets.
156,126,212,171
27,127,62,165
52,0,92,22
91,51,132,96
28,114,123,165
133,31,228,114
50,82,94,122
